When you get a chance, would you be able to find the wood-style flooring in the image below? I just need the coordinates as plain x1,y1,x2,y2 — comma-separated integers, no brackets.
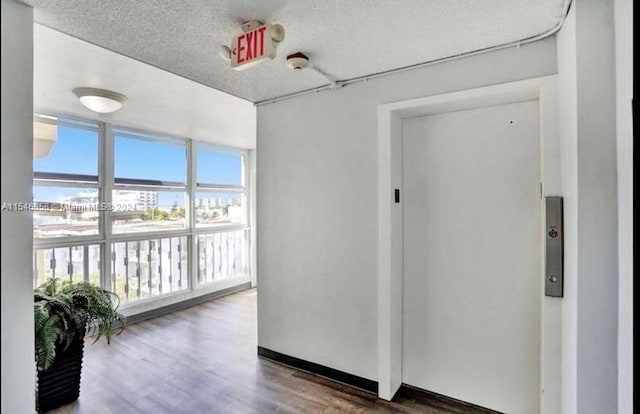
49,289,490,414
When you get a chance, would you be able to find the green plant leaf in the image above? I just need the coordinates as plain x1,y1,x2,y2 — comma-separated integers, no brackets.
34,278,126,370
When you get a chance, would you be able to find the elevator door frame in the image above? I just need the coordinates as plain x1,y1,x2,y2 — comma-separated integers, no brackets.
376,75,561,414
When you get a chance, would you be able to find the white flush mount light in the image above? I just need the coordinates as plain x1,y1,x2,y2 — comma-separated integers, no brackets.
72,87,127,113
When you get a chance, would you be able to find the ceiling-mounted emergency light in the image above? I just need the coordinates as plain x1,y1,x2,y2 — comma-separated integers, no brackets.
218,20,285,70
217,45,232,61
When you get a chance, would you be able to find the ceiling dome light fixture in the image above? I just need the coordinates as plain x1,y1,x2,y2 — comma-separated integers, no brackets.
72,87,127,113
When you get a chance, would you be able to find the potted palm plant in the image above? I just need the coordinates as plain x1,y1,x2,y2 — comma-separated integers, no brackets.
34,278,125,412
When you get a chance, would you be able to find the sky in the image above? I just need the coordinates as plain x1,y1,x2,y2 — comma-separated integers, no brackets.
33,126,243,207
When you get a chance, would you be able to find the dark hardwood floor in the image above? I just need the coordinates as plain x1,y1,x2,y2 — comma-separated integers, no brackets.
49,289,489,414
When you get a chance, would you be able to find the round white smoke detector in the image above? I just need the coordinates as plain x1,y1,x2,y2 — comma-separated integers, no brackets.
286,52,310,71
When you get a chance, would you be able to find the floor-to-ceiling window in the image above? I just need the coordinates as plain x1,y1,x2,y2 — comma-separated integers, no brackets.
32,114,251,309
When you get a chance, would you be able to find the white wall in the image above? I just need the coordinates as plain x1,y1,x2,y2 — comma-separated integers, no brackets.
615,0,633,412
1,0,35,412
556,8,579,413
256,37,557,381
557,1,620,413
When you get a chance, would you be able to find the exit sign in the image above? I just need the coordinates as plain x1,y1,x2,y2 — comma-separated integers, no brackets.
231,24,277,70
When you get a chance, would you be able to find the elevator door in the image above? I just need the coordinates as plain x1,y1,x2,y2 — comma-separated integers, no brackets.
401,101,541,414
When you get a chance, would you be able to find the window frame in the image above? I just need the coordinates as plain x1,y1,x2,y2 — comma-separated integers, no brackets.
111,127,189,236
193,142,249,231
33,113,252,308
33,115,104,244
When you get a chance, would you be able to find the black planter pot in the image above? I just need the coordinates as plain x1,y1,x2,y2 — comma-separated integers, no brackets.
36,338,85,413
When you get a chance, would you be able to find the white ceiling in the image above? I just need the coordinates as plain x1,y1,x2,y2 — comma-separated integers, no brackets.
25,0,566,103
34,25,256,149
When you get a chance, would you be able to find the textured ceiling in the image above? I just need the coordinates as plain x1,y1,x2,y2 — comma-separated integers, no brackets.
25,0,565,103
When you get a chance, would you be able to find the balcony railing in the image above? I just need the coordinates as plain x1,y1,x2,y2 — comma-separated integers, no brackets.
34,228,249,306
111,236,189,303
197,229,248,285
33,244,101,288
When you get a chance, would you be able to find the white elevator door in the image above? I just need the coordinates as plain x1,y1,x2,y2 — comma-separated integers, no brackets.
401,101,541,414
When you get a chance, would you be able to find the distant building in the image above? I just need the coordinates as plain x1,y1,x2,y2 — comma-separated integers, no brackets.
59,189,158,211
67,190,99,206
113,190,158,210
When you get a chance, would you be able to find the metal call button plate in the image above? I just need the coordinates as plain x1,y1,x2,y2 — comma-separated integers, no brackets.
545,196,563,297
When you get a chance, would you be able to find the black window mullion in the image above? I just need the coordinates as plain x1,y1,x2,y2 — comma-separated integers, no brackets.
34,172,99,183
